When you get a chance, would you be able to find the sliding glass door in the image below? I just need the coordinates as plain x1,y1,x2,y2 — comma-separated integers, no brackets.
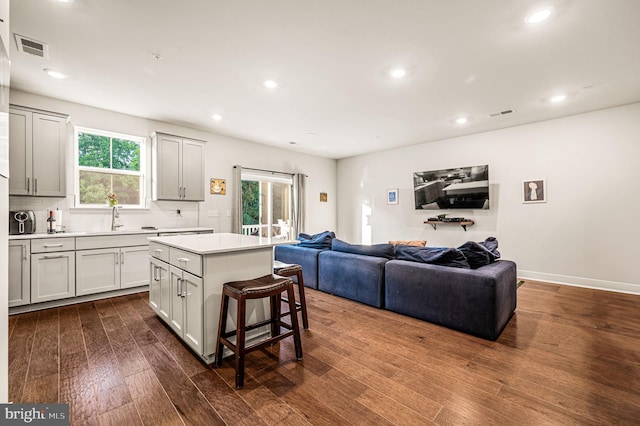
241,170,293,238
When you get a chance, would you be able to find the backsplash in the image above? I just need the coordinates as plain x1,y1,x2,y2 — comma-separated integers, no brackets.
8,196,200,233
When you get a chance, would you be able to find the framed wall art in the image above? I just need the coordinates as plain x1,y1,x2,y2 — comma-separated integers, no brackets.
210,178,226,195
387,188,399,205
523,179,545,203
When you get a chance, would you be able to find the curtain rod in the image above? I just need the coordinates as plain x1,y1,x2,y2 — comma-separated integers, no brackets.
234,165,307,177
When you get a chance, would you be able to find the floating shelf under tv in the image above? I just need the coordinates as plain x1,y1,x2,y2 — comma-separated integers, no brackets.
424,220,475,231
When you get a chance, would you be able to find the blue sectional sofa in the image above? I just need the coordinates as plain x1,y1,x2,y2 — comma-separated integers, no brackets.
274,233,517,340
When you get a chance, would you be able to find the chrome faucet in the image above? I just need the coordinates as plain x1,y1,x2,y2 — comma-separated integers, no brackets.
111,206,123,231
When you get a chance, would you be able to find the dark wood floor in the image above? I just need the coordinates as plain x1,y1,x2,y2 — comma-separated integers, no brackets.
8,280,640,425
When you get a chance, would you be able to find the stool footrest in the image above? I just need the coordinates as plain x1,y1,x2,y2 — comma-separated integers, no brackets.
220,329,296,356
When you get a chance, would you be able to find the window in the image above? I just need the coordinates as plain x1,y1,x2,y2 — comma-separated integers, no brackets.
75,127,146,207
241,170,293,238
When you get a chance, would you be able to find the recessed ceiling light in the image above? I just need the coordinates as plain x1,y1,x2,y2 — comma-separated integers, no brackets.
211,114,222,121
389,68,406,79
525,8,552,24
455,117,468,125
307,132,316,136
44,69,67,79
264,80,278,89
56,0,73,3
549,94,567,103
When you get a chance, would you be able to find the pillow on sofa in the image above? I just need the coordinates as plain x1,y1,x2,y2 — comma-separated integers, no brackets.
458,237,501,269
332,238,395,259
297,231,336,249
394,245,470,268
389,240,427,247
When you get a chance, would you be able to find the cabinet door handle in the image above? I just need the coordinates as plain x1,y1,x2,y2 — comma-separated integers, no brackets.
153,248,163,253
34,178,38,195
43,243,64,248
43,255,64,259
153,265,159,281
121,252,125,264
176,278,182,296
26,177,30,193
23,245,27,260
176,257,190,263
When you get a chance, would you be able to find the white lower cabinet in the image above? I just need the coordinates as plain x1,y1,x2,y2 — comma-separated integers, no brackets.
121,246,151,289
169,265,203,354
149,256,171,321
76,248,119,296
9,240,30,307
76,245,149,296
31,251,76,303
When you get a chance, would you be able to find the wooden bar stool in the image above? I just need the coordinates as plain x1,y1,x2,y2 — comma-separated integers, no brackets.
215,274,303,389
273,260,309,329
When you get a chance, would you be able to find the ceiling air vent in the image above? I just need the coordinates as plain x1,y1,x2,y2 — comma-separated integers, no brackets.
489,109,515,118
14,34,49,59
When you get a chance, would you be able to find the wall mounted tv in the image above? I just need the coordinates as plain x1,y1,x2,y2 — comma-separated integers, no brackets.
413,165,489,210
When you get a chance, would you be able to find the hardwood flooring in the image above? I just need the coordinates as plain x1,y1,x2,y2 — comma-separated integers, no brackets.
8,280,640,425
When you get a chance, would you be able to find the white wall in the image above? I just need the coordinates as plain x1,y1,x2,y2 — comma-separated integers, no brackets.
8,90,337,235
337,103,640,294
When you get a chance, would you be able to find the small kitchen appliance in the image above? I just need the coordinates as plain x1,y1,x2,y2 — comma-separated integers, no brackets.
9,210,36,235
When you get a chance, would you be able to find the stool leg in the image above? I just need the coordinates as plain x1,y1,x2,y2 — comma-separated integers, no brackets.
295,271,309,329
235,294,247,389
270,295,280,338
215,292,230,367
286,285,303,361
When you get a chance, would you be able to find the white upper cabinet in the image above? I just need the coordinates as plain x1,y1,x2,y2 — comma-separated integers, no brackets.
9,106,67,197
152,132,205,201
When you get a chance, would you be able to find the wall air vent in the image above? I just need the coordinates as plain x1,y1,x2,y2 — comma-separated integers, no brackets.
489,109,515,118
14,34,49,59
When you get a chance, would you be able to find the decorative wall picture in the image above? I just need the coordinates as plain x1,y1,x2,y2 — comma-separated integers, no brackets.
387,188,398,205
523,179,546,203
210,179,226,195
413,165,490,210
320,192,328,202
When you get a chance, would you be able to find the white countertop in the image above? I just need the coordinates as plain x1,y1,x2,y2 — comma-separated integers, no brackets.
148,232,298,255
9,227,214,240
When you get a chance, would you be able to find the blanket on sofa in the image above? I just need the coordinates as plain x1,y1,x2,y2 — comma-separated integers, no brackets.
394,237,501,269
297,231,336,249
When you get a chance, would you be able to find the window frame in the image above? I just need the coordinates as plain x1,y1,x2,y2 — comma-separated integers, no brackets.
74,126,147,208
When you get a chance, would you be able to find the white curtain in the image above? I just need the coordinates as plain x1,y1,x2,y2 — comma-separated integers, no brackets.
231,165,242,234
293,173,306,237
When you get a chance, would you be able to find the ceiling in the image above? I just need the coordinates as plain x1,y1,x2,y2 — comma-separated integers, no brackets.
9,0,640,159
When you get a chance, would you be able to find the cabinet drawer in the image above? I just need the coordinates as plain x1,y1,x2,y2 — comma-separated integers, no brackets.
76,233,152,250
149,241,170,262
169,247,202,277
31,237,75,253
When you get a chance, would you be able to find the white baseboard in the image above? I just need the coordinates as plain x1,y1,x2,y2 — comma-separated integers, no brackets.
518,270,640,295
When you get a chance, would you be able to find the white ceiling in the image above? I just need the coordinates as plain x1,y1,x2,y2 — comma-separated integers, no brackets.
9,0,640,159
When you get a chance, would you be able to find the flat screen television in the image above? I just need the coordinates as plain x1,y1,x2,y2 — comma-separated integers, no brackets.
413,165,489,210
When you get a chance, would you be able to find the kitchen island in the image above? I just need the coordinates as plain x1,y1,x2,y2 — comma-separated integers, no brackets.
147,232,296,363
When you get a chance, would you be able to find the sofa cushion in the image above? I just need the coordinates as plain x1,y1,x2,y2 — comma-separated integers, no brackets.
274,244,325,289
318,250,388,308
389,240,427,247
332,238,395,259
457,237,501,269
297,231,336,249
394,245,470,268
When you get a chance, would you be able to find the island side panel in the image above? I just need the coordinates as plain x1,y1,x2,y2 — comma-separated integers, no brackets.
202,247,274,360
